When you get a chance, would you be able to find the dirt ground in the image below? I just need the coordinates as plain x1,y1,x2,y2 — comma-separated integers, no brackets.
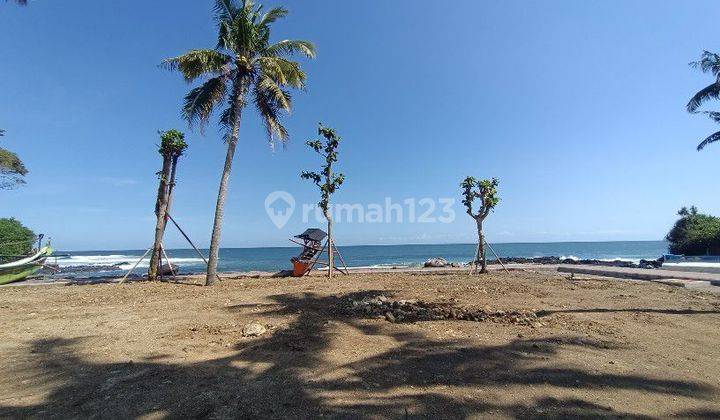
1,270,719,419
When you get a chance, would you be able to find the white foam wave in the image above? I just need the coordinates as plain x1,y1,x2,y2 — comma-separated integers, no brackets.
598,257,642,264
559,255,642,264
55,254,204,269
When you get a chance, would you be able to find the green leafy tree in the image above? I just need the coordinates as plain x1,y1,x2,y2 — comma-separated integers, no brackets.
687,51,720,150
461,177,500,274
666,206,720,255
0,130,28,190
162,0,315,286
0,218,35,259
148,130,188,281
301,124,345,278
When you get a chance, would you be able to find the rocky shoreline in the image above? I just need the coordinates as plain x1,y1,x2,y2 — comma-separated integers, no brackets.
424,256,663,269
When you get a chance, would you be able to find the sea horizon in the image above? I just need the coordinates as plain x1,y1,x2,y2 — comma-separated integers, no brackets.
52,240,670,279
59,238,667,254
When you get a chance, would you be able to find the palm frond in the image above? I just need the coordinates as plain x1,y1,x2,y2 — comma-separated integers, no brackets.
697,130,720,151
213,0,240,22
257,75,291,110
182,76,229,130
687,82,720,112
253,81,289,149
690,51,720,77
161,50,233,83
258,6,288,27
703,111,720,123
265,39,316,59
258,57,307,89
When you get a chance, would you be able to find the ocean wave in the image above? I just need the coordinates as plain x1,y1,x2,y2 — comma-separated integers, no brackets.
54,254,205,269
559,255,642,264
598,257,642,264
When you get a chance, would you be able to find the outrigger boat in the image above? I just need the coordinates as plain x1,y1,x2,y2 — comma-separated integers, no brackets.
0,245,54,285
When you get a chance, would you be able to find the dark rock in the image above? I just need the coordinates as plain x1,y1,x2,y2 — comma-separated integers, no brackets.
639,259,662,269
159,264,178,276
483,256,642,269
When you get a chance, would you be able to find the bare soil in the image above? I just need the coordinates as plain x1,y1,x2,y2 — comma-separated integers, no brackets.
1,270,719,418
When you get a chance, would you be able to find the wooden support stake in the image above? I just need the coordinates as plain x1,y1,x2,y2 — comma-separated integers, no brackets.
119,248,152,284
333,244,349,274
161,244,176,281
470,243,479,275
166,213,222,283
484,240,510,274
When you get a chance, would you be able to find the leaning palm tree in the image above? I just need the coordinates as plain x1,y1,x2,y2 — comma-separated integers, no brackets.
162,0,315,285
687,51,720,150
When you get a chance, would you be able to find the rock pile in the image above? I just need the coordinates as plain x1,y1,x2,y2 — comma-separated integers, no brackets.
483,256,662,269
424,257,448,267
346,295,540,326
242,321,267,337
423,258,461,268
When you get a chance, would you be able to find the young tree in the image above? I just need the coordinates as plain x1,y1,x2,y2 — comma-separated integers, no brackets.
0,130,28,190
148,130,187,281
687,51,720,150
461,177,499,274
162,0,315,286
301,124,345,278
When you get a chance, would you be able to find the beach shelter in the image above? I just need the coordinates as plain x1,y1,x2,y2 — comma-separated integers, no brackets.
290,229,327,276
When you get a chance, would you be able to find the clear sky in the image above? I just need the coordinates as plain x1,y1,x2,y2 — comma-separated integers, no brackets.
2,0,720,251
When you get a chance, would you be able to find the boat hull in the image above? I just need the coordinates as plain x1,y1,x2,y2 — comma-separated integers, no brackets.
0,262,44,285
0,246,53,285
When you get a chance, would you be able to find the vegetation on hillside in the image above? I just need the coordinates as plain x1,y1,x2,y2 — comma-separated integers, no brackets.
0,218,35,258
666,206,720,255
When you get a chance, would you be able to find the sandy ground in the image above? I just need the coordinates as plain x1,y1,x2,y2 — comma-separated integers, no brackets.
1,270,719,419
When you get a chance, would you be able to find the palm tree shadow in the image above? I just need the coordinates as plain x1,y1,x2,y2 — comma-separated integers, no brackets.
1,291,717,418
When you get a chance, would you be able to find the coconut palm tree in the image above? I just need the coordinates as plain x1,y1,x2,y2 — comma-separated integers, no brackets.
687,51,720,150
162,0,315,285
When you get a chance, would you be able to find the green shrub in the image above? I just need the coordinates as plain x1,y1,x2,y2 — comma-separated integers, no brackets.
666,207,720,255
0,218,35,257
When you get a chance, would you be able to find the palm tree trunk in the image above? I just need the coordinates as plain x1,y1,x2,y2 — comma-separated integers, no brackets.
205,107,242,286
149,155,172,281
164,155,180,223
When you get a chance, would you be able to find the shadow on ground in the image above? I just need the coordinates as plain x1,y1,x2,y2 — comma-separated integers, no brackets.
2,291,718,418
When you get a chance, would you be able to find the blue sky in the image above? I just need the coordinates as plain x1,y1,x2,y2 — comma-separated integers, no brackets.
2,0,720,251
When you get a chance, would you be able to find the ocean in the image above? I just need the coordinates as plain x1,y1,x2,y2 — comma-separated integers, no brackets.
51,240,668,279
